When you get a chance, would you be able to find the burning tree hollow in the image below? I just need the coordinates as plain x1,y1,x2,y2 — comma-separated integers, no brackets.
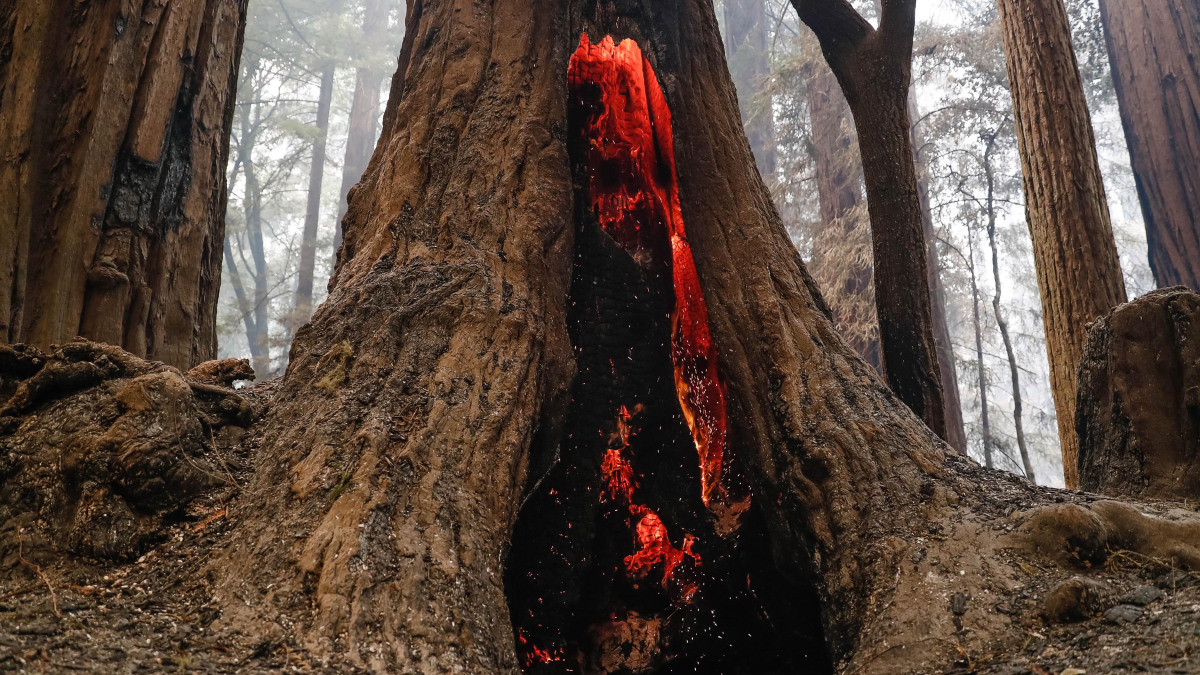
503,35,825,674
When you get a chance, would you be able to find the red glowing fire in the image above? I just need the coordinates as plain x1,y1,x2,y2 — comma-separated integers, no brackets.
518,628,564,667
598,405,701,599
567,34,745,517
512,34,749,670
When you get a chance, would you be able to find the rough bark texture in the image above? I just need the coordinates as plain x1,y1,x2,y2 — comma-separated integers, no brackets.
206,0,958,669
995,0,1128,487
723,0,777,177
0,341,255,566
332,0,392,261
0,0,248,369
1099,0,1200,291
792,0,947,442
1077,287,1200,501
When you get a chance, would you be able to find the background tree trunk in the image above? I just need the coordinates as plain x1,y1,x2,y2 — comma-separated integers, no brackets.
995,0,1128,487
805,62,880,371
912,97,968,455
0,0,248,369
968,230,995,469
724,0,777,177
792,0,947,442
982,134,1035,482
332,0,393,261
229,74,273,377
293,65,335,327
1098,0,1200,291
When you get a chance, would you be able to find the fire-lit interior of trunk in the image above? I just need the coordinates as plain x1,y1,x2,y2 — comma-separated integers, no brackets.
503,35,829,674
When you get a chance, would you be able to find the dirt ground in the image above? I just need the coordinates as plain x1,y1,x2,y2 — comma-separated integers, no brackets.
1,451,1197,673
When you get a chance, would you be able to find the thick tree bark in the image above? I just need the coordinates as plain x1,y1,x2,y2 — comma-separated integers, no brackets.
912,98,968,455
792,0,947,442
294,66,336,327
1099,0,1200,291
805,62,879,371
204,0,959,669
0,0,247,369
723,0,777,177
332,0,392,261
1077,287,1200,500
995,0,1128,487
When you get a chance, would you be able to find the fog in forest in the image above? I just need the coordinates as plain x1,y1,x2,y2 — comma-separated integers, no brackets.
218,0,1152,488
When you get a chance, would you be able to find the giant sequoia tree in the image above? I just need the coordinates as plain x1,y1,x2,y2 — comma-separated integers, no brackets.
1098,0,1200,291
4,1,1200,673
0,0,248,369
995,0,1127,486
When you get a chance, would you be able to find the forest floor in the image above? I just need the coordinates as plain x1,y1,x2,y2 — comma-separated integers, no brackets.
0,400,1197,673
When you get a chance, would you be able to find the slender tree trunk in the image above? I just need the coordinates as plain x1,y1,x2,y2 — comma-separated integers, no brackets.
967,232,994,470
0,0,248,369
981,135,1035,482
233,80,272,377
792,0,947,441
223,235,257,355
332,0,392,262
724,0,776,177
294,66,336,327
911,97,967,455
1098,0,1200,291
805,61,879,371
995,0,1128,487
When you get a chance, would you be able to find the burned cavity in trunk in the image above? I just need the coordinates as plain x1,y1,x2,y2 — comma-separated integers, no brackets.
503,36,828,675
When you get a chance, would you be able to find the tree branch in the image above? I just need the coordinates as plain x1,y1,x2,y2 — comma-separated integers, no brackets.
790,0,873,67
879,0,917,59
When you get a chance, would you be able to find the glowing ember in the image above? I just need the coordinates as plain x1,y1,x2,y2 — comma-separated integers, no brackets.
598,405,702,598
600,448,636,505
517,628,564,667
567,34,745,518
625,506,701,601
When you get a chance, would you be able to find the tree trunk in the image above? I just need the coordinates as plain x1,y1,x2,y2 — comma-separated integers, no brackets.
982,136,1035,483
204,0,960,668
0,0,248,369
294,66,336,328
723,0,776,177
805,61,879,371
1098,0,1200,291
1077,286,1200,500
792,0,947,442
231,74,273,378
968,232,994,470
911,97,968,455
995,0,1128,487
332,0,393,262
